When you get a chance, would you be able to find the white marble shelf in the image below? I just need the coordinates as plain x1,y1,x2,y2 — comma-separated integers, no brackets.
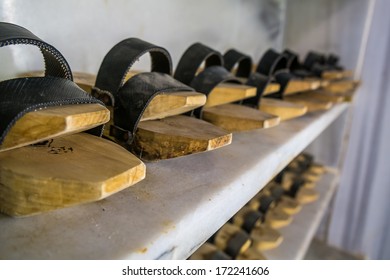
263,169,339,260
0,103,348,260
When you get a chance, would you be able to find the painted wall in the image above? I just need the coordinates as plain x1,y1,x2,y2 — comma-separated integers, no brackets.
0,0,285,79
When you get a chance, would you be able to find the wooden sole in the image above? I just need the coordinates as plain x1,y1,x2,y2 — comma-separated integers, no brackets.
277,196,302,215
205,83,257,107
132,115,232,161
214,224,252,255
202,104,280,132
0,104,109,152
264,208,292,229
284,95,333,112
0,133,145,217
296,188,319,204
236,247,267,260
284,79,321,95
236,78,281,96
322,70,353,80
259,98,307,121
251,225,283,251
291,91,345,103
141,91,206,121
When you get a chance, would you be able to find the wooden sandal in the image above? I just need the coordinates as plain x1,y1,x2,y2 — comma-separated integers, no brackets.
209,223,266,259
258,49,332,112
224,49,308,121
174,43,280,131
0,23,145,217
231,206,283,251
90,38,232,161
247,193,292,229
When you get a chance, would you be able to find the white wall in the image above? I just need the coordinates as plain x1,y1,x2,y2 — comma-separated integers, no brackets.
0,0,285,79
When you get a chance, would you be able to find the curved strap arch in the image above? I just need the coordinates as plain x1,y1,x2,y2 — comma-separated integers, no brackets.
0,22,72,80
283,49,301,71
95,38,172,96
242,211,264,233
304,51,327,70
226,231,250,258
256,49,288,76
189,66,241,118
223,49,252,78
174,42,223,85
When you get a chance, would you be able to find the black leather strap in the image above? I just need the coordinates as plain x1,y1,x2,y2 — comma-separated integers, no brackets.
286,178,305,198
0,23,104,144
242,211,264,233
174,42,223,85
174,43,241,117
243,72,271,106
223,49,252,78
189,66,241,117
225,231,250,258
256,49,288,76
258,195,275,214
112,72,193,144
95,38,172,96
0,22,72,80
94,38,194,146
269,185,284,201
255,49,295,99
283,49,313,78
303,51,344,76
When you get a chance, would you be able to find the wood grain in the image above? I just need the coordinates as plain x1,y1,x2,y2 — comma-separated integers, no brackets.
284,79,321,95
259,98,307,121
202,104,280,132
284,95,333,112
0,104,109,152
204,83,257,107
0,133,145,216
322,70,353,80
132,115,232,161
141,92,206,121
251,225,283,251
295,91,345,103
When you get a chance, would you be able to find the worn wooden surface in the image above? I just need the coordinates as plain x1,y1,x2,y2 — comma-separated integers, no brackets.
0,104,109,152
284,79,321,95
322,70,353,80
264,208,293,229
251,225,283,251
132,115,232,161
205,83,256,107
264,171,338,260
0,133,145,217
295,91,345,103
202,104,280,132
260,98,308,121
284,95,333,112
141,92,206,121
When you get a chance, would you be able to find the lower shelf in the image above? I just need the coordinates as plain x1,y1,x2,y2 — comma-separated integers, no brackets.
263,169,339,260
0,104,347,260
